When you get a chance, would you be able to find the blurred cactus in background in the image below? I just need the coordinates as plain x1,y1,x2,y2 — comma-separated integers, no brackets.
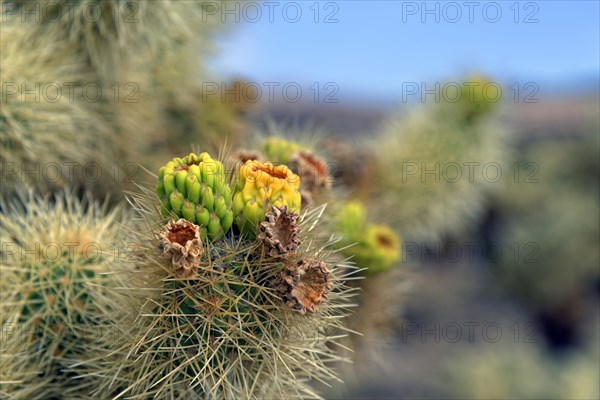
0,15,118,197
356,76,507,241
491,126,599,347
0,191,128,398
1,0,249,199
332,201,401,276
189,80,259,154
442,340,600,399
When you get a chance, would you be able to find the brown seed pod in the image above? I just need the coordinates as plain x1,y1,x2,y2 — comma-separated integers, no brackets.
230,149,265,165
258,205,302,260
159,218,204,278
291,150,332,202
277,259,334,314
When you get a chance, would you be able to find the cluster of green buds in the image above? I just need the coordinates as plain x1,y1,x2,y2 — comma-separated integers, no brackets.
233,160,302,235
156,152,233,240
334,201,401,276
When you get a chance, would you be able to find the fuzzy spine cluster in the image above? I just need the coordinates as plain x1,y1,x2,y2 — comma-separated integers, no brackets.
0,191,127,399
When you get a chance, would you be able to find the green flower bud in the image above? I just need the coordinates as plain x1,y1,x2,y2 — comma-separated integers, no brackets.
195,205,210,227
187,180,201,203
163,174,176,196
169,191,185,214
207,214,223,240
220,210,234,233
175,170,188,195
262,137,302,164
182,201,196,222
201,185,214,210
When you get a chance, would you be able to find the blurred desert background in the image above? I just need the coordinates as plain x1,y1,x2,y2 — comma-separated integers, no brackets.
210,2,600,397
1,1,598,399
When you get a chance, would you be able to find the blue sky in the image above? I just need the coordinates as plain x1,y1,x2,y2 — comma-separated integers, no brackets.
209,1,600,103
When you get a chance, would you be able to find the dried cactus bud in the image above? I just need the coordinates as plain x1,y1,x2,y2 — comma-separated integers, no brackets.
159,219,204,278
353,225,401,276
323,138,379,191
157,152,233,240
262,137,302,164
277,259,333,314
291,150,332,207
233,160,301,235
230,149,265,165
258,205,302,260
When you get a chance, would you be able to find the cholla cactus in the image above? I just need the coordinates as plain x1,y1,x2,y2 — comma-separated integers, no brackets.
2,1,227,83
89,152,357,399
237,129,411,392
2,1,246,200
0,17,117,196
333,201,401,276
233,160,302,235
191,80,259,153
362,80,507,241
157,152,234,240
0,190,128,399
